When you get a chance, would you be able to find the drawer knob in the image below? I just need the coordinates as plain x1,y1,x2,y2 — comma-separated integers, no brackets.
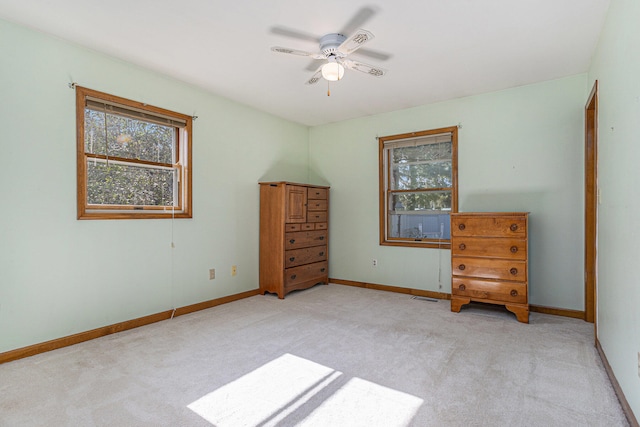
458,223,466,231
510,223,518,232
320,268,326,272
319,251,325,256
510,289,518,297
459,243,466,250
289,257,295,262
510,246,518,253
458,284,466,291
289,239,295,244
291,274,297,280
319,236,325,240
510,267,518,275
458,264,466,271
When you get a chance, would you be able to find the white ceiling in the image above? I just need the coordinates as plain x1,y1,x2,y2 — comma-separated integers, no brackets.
0,0,610,126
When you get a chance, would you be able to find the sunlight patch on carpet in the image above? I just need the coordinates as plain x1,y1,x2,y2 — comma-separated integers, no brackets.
188,353,340,426
299,377,424,427
188,353,423,426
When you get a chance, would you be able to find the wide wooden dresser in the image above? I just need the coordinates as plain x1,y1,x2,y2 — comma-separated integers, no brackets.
450,212,529,323
259,182,329,299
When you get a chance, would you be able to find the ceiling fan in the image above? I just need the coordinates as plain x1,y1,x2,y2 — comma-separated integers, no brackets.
269,6,389,87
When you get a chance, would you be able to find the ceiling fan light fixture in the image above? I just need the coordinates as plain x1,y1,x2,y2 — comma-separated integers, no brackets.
321,62,345,81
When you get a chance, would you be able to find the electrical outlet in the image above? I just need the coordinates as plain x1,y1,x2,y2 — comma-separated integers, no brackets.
372,259,378,267
231,265,237,276
209,269,215,280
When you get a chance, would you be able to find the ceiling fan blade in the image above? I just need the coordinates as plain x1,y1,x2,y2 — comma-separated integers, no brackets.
305,60,323,71
270,26,319,43
271,46,325,59
337,29,375,56
305,69,323,85
342,59,387,77
340,6,377,36
353,47,391,62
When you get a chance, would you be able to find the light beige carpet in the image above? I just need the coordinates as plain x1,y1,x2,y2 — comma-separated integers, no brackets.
0,284,629,426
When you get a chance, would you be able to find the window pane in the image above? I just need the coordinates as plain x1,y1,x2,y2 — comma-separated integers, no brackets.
379,126,457,246
389,191,451,212
391,142,452,190
387,212,451,240
87,160,176,206
84,109,175,164
388,190,452,239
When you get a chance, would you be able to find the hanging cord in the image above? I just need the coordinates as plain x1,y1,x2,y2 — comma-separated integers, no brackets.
437,222,444,290
170,202,176,319
169,141,179,319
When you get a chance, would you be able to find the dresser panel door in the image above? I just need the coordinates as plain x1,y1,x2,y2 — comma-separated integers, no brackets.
285,185,307,223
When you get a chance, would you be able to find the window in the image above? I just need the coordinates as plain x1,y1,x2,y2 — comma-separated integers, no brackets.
76,86,192,219
379,126,458,248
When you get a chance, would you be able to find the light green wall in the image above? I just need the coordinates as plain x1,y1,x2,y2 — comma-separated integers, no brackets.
309,75,587,310
4,12,638,421
2,7,638,420
588,0,640,418
0,19,309,353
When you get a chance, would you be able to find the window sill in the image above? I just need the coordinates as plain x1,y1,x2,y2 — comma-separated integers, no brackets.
78,211,192,220
380,240,451,249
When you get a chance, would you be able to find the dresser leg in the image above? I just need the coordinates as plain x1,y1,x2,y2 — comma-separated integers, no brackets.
505,304,529,323
451,297,470,313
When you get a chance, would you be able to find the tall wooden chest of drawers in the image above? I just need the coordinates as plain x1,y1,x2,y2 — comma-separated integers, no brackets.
450,212,529,323
259,182,329,299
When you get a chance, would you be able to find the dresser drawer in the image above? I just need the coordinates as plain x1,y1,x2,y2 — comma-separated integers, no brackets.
308,187,328,200
285,230,327,249
452,277,527,304
307,211,328,223
451,215,527,238
285,261,328,287
314,222,327,230
301,223,315,231
285,246,327,268
452,237,527,260
452,257,527,281
308,199,328,211
285,224,301,232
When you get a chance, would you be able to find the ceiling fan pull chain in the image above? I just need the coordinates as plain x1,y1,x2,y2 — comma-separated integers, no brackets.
327,80,331,97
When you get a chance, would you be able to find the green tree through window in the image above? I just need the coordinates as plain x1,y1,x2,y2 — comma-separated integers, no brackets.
379,126,458,248
76,86,192,219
